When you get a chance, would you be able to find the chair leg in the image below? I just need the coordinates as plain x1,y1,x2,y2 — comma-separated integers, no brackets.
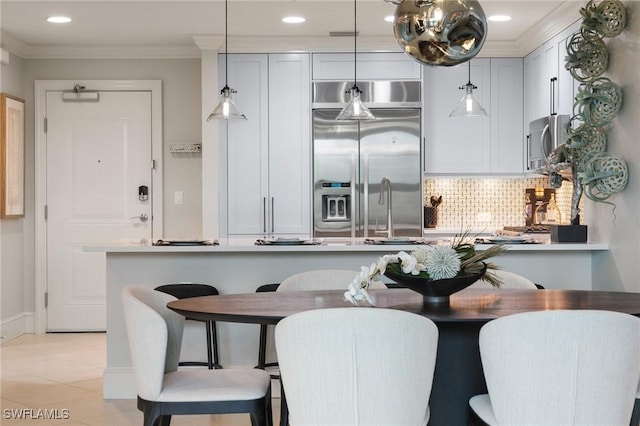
210,320,222,369
139,398,162,426
158,415,172,426
257,324,268,369
205,321,214,369
279,383,288,426
630,398,640,426
249,395,270,426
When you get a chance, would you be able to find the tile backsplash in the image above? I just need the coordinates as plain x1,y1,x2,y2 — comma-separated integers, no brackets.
424,177,580,229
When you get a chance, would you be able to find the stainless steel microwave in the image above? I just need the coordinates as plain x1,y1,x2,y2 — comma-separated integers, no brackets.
527,114,569,171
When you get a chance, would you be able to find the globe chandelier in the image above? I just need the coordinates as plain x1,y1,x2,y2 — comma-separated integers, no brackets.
385,0,488,67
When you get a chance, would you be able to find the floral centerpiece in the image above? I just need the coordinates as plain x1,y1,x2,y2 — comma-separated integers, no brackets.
345,234,507,306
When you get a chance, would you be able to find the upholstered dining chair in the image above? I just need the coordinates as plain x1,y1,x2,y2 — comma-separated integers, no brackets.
469,269,540,289
469,309,640,426
155,283,222,369
122,286,272,426
275,307,439,425
258,270,387,426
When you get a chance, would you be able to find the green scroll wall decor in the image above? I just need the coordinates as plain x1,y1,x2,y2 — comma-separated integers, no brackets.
546,0,628,224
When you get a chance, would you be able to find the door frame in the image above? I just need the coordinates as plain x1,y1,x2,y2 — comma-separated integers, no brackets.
34,80,163,334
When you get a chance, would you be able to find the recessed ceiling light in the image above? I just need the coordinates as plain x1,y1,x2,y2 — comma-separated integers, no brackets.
282,16,305,24
47,16,72,24
384,15,395,23
488,15,512,22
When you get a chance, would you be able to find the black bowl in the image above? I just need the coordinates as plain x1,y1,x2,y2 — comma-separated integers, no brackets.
384,263,487,304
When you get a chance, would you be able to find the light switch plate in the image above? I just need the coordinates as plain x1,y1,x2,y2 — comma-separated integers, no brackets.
174,191,183,205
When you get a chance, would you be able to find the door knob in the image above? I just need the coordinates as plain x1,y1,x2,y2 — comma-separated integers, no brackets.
130,213,148,222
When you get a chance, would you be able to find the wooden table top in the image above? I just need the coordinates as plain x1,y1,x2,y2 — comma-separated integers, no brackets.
167,288,640,325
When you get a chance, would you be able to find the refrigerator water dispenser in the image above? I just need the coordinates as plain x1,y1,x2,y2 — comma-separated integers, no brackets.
322,195,350,222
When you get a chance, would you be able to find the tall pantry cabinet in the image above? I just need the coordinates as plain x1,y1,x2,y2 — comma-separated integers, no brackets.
223,53,311,237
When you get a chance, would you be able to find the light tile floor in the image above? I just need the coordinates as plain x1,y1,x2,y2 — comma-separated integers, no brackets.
1,333,280,425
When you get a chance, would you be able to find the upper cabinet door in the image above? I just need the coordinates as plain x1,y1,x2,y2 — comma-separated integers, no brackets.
225,54,270,235
524,20,581,124
423,58,491,174
491,58,524,174
268,53,311,236
312,52,422,81
556,21,582,117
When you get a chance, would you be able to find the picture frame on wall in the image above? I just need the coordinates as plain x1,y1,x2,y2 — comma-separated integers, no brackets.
0,93,26,218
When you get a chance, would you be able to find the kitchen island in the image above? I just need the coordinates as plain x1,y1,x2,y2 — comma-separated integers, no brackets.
89,238,608,398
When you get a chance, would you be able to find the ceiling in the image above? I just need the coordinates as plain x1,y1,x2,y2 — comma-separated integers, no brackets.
0,1,584,59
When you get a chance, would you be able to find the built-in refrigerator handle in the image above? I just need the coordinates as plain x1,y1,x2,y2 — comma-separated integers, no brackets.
363,153,369,238
350,153,357,238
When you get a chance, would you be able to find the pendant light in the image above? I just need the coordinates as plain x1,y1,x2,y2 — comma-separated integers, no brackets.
337,0,375,121
207,0,246,121
449,62,488,117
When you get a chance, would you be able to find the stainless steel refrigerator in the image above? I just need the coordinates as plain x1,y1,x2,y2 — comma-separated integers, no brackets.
313,108,422,238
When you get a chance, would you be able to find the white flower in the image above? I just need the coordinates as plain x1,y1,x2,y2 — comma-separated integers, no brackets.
344,283,377,306
398,251,421,275
375,254,395,276
424,245,461,280
411,248,430,265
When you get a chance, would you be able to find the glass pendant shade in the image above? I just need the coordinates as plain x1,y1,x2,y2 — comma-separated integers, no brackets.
449,62,487,117
449,83,487,117
206,0,246,121
337,0,375,121
337,85,375,121
207,86,247,121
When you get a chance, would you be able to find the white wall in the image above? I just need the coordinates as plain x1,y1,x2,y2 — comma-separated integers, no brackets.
22,58,203,238
0,52,30,340
1,57,203,332
588,1,640,292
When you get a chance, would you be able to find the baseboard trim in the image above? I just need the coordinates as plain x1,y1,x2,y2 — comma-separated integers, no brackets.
103,367,137,399
0,312,35,343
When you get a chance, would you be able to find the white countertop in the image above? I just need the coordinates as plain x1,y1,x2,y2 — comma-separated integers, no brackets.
86,237,608,253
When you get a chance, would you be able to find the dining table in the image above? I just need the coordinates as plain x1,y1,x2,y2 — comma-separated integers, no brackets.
167,288,640,426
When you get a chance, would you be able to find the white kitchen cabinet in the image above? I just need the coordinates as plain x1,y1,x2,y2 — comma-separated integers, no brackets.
491,58,525,174
556,21,582,117
423,58,523,175
524,21,581,127
423,58,491,174
312,52,421,81
224,53,311,237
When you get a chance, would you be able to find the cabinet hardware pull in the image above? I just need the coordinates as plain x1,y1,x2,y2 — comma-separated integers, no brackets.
526,134,531,170
549,77,558,115
263,197,266,233
271,197,275,234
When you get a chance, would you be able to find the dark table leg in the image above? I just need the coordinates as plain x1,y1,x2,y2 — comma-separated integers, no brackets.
428,323,486,426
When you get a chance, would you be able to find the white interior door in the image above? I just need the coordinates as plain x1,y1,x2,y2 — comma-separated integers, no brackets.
45,91,153,331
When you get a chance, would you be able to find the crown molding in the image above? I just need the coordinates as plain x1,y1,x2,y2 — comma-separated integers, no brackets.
511,3,581,57
2,4,583,60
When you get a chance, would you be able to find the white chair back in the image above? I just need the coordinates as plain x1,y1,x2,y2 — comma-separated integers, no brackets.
479,309,640,425
121,286,184,400
277,269,387,292
470,269,537,289
275,307,438,425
